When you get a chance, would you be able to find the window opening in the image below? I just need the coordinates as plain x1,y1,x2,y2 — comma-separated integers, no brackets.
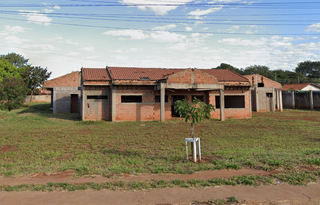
121,95,142,103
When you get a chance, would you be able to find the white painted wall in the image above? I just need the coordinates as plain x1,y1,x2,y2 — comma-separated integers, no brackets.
301,85,320,91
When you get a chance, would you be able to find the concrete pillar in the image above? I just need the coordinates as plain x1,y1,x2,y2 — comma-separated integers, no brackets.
53,88,57,114
276,90,280,110
292,91,295,109
310,91,314,110
255,88,259,112
81,86,85,121
279,90,283,112
271,88,276,112
219,88,225,121
160,84,165,122
111,86,117,122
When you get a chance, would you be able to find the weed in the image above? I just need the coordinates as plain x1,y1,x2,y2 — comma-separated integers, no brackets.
226,196,238,203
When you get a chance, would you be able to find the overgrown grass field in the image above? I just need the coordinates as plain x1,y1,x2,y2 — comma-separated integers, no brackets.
0,103,319,177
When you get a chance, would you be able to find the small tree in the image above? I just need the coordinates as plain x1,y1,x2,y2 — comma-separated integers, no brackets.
0,76,27,111
20,66,51,102
175,97,215,162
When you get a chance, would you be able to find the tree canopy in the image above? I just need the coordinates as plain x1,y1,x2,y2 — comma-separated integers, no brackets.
213,63,244,75
0,76,27,111
295,61,320,83
0,59,21,81
0,52,51,110
0,53,29,68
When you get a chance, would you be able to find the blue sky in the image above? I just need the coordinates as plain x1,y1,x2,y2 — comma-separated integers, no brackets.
0,0,320,79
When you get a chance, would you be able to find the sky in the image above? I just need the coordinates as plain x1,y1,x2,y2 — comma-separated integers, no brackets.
0,0,320,79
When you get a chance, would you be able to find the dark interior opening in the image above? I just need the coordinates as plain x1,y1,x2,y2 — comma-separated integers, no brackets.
121,95,142,103
215,96,245,108
258,83,264,87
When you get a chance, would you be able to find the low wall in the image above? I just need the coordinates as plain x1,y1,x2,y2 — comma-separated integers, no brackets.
25,95,51,102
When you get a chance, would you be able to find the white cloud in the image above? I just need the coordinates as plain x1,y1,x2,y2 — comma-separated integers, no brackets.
185,27,193,31
191,33,200,38
226,25,240,33
19,10,52,26
306,23,320,32
120,0,193,15
188,7,223,18
65,39,80,45
153,24,176,31
104,29,186,42
4,36,30,45
4,25,30,34
66,52,80,56
104,29,148,40
113,48,142,53
81,46,96,51
149,31,186,42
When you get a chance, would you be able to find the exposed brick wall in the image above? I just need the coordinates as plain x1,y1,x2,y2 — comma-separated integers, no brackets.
167,69,192,84
193,69,218,84
244,74,281,89
83,86,110,121
115,85,155,121
208,89,252,119
44,71,80,88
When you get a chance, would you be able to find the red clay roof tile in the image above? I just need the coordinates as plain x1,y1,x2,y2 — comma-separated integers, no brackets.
81,67,250,83
82,68,111,81
282,83,320,91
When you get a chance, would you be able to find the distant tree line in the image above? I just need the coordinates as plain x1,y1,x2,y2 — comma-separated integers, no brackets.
213,61,320,85
0,53,51,111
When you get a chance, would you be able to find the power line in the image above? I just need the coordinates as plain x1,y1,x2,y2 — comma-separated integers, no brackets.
0,2,320,9
1,10,319,23
0,16,319,36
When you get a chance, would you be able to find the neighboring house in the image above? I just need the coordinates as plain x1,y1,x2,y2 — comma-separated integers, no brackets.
282,83,320,91
282,83,320,109
43,71,81,113
243,74,282,112
24,89,51,103
81,67,252,122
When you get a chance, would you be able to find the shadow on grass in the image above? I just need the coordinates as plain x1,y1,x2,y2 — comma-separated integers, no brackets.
19,103,81,121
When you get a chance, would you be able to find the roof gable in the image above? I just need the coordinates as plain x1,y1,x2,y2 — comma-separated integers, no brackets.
167,68,218,84
282,83,320,91
44,71,80,88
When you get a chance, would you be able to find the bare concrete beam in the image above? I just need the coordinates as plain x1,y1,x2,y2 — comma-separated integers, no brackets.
220,89,225,122
166,83,223,90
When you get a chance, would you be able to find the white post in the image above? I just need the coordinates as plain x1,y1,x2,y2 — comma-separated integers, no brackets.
310,91,314,110
185,141,188,160
198,138,201,161
193,140,197,163
292,91,295,109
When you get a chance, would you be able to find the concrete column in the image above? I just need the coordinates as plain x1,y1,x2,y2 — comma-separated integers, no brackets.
160,84,165,122
292,91,295,109
255,88,259,112
276,90,280,110
310,91,314,110
219,88,225,122
111,86,117,122
279,90,283,112
53,88,57,114
81,86,85,121
271,88,276,111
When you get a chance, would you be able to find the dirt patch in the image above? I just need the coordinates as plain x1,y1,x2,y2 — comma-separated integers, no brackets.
0,145,15,153
56,155,72,161
0,169,268,186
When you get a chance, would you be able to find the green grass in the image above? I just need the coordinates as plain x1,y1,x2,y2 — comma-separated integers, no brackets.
0,103,320,177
